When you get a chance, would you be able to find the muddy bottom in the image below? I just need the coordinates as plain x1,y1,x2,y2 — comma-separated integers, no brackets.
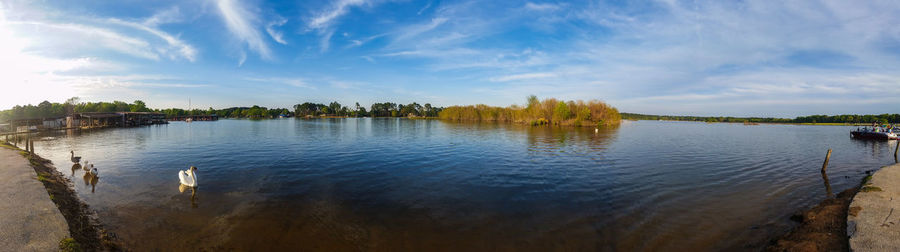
766,186,859,252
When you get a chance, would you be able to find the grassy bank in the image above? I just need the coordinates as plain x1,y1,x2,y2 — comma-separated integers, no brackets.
438,96,621,127
0,142,121,251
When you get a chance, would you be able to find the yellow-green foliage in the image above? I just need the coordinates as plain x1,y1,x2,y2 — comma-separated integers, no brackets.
439,96,621,127
59,238,81,252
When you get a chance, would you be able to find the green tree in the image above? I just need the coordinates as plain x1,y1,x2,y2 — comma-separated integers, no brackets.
553,101,571,123
131,100,149,112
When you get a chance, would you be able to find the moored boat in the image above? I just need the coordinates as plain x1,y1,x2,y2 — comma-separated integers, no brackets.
851,127,898,140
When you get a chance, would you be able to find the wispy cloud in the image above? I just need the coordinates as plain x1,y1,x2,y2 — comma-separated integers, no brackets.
245,77,315,89
265,16,288,45
330,80,365,89
417,1,433,15
142,6,183,27
344,33,385,49
489,72,556,82
306,0,373,52
216,0,271,60
393,17,448,42
107,17,197,62
9,21,161,60
307,0,369,30
524,2,561,12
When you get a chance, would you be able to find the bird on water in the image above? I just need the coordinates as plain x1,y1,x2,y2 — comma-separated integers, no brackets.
70,150,81,163
179,166,198,187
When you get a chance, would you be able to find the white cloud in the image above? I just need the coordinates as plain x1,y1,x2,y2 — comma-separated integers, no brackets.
108,18,198,62
266,16,288,45
216,0,271,60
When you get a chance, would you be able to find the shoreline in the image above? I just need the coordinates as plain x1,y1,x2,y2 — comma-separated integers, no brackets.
765,174,868,251
627,119,880,126
0,142,121,251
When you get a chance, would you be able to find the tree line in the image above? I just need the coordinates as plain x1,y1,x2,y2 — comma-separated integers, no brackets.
293,101,442,118
621,113,900,124
0,98,446,122
0,98,155,122
438,96,622,127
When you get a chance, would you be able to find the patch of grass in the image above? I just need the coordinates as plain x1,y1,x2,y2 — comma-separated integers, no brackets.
860,186,883,192
37,172,48,182
863,175,874,184
59,237,81,252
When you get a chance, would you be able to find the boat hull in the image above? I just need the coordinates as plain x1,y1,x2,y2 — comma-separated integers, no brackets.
851,131,898,140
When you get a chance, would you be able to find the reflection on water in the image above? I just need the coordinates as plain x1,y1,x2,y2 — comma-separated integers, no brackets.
28,119,900,251
71,163,80,176
90,176,99,193
178,184,198,209
821,171,833,198
81,171,92,186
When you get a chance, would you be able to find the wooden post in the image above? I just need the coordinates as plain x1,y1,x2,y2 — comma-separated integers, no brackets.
895,141,899,160
821,149,832,173
30,138,34,155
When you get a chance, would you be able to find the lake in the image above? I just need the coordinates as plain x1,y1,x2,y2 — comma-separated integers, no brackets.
31,119,899,251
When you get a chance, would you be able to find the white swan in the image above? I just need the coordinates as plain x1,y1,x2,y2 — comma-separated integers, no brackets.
178,166,198,187
89,164,98,177
82,161,90,171
70,150,81,163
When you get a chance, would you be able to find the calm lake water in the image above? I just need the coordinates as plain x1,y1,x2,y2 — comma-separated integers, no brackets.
30,119,899,251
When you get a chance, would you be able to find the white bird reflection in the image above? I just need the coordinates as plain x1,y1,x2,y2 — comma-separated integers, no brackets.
81,171,99,193
178,184,198,208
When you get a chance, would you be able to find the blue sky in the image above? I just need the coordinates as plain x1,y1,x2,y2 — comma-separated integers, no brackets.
1,0,899,117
